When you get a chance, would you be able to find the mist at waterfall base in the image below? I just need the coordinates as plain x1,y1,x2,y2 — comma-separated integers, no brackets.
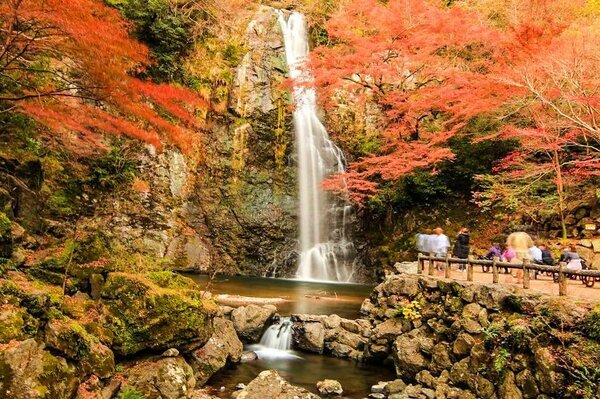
278,12,357,283
208,318,395,399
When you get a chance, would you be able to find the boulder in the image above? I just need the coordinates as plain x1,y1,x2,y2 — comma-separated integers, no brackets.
188,317,243,385
316,379,343,396
231,370,319,399
101,272,216,356
240,351,258,363
453,333,476,356
119,356,195,399
498,370,522,399
292,320,325,353
231,304,276,343
0,339,78,399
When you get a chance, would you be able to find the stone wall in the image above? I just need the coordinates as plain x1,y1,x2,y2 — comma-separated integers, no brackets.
292,273,599,399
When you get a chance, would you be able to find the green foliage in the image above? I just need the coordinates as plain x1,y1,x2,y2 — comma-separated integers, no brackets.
86,148,136,190
493,348,511,373
109,0,195,83
119,387,146,399
581,305,600,341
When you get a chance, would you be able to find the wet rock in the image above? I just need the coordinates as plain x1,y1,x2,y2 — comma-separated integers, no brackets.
240,351,258,363
188,317,243,385
231,370,319,399
101,272,215,356
231,304,276,343
316,379,343,396
0,339,78,399
120,356,195,399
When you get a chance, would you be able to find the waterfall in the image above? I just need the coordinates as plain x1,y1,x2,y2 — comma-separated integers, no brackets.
259,317,293,350
277,11,356,282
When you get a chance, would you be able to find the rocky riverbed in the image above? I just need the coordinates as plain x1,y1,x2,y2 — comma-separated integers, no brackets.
1,268,598,399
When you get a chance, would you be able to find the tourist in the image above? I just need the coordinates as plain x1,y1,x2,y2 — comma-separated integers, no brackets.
539,244,555,266
562,245,583,271
506,232,534,284
485,243,502,259
432,227,450,270
453,227,470,271
529,243,543,264
501,244,515,274
415,231,427,253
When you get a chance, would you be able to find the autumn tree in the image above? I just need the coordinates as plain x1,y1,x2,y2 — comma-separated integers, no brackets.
0,0,207,157
313,0,599,232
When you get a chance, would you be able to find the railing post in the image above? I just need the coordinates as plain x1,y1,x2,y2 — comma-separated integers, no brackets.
428,253,434,276
444,253,451,279
558,262,567,296
523,258,530,289
492,256,499,284
417,253,424,274
467,255,474,281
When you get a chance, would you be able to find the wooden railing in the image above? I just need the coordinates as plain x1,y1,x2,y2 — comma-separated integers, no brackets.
416,253,600,296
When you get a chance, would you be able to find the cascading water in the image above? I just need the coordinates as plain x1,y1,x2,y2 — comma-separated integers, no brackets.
278,11,357,282
249,317,300,360
259,317,293,350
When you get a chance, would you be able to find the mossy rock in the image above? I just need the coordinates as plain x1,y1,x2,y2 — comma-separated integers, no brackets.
581,304,600,341
0,273,63,319
0,305,38,343
44,317,115,378
101,272,216,356
146,271,199,290
0,339,79,399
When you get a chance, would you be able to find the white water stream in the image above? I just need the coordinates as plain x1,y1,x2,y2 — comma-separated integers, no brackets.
278,11,356,282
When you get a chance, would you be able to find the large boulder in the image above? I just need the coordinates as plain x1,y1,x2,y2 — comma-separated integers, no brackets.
101,272,216,356
187,317,243,385
392,334,432,378
119,356,195,399
232,370,320,399
231,304,276,343
316,379,343,396
292,318,326,353
0,339,78,399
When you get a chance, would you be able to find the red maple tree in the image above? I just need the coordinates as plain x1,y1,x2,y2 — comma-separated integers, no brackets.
0,0,207,156
312,0,599,217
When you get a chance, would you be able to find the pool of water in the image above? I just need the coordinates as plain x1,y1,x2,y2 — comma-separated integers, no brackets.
206,344,395,399
184,274,374,319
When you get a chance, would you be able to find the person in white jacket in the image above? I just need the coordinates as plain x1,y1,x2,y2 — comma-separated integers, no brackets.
432,227,450,270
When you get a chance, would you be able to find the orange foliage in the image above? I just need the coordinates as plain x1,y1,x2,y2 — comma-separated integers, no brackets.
313,0,599,203
0,0,207,156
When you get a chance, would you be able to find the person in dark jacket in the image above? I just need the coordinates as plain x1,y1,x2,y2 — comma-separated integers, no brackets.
453,228,470,271
538,244,555,266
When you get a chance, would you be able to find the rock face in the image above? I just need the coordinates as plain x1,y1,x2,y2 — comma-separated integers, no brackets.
187,317,243,385
230,304,277,342
119,356,196,399
101,272,216,356
232,370,320,399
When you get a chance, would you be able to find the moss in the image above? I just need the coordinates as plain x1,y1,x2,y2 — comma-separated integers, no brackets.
581,304,600,341
119,387,146,399
146,271,198,290
101,272,215,356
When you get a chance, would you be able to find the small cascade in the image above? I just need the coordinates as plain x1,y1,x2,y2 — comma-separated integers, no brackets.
277,11,357,282
259,317,293,350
